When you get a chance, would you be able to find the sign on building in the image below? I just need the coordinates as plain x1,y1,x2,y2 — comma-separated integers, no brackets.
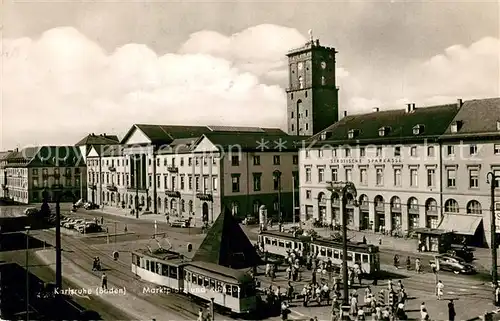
495,202,500,230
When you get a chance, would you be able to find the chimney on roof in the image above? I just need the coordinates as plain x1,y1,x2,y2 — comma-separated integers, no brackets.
406,103,412,113
412,103,416,111
457,99,463,108
343,111,348,118
373,107,379,112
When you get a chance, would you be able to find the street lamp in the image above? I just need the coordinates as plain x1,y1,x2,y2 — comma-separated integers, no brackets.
273,170,282,232
25,225,30,321
327,181,358,306
487,171,499,287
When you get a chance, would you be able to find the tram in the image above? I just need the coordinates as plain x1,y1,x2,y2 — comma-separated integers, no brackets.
311,238,380,275
257,230,311,257
259,231,380,275
131,249,258,314
183,261,257,314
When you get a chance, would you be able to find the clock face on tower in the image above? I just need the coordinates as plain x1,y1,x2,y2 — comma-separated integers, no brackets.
297,62,303,70
321,61,326,69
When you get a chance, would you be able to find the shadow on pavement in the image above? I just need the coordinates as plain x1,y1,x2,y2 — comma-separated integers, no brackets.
0,233,51,252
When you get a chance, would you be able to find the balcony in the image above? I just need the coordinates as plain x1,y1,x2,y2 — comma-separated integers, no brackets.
107,184,118,192
108,166,116,172
165,189,181,198
196,192,213,202
126,186,147,192
167,166,178,173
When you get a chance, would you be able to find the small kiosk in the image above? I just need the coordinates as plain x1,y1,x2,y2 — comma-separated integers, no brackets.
413,228,454,253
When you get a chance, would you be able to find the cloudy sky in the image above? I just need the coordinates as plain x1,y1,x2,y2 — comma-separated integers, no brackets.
1,0,499,149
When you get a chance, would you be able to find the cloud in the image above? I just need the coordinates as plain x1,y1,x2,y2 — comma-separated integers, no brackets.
1,24,498,149
1,25,303,149
343,36,500,114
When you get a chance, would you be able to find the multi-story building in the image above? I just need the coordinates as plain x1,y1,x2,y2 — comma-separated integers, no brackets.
0,151,14,199
437,98,500,245
4,146,86,203
86,125,300,224
300,98,500,246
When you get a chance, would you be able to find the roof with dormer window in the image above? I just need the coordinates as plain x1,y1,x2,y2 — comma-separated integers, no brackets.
440,98,500,139
307,103,460,147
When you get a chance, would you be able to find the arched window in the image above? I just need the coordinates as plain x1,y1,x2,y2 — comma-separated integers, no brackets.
170,198,177,210
359,194,369,207
346,193,354,206
467,200,482,214
318,192,325,205
110,193,115,202
425,198,438,212
374,195,384,208
390,196,401,209
331,192,340,205
129,195,133,204
444,199,459,213
188,200,193,213
117,193,121,202
181,199,185,212
408,197,419,210
298,76,304,89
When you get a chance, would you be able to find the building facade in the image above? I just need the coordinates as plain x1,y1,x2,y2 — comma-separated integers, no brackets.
0,151,14,199
86,125,300,224
299,98,500,246
4,146,86,204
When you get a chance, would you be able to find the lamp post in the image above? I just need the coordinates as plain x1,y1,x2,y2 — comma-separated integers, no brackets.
292,174,296,225
327,181,358,305
135,158,140,219
273,170,282,232
487,171,498,287
25,225,30,321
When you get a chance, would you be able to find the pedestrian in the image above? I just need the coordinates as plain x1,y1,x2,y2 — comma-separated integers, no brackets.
101,272,107,290
448,299,456,321
406,256,411,270
415,258,421,274
421,308,430,321
393,255,399,269
436,280,444,300
281,301,290,320
100,216,104,224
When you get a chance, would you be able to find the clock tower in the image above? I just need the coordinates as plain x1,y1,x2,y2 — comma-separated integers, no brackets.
286,32,339,136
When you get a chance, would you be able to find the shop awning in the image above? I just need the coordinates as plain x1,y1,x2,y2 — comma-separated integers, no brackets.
438,214,482,235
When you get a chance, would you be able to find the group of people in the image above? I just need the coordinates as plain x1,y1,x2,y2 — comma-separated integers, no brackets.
92,257,102,271
393,255,422,273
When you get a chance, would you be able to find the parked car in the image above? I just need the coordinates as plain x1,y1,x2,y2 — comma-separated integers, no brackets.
170,219,190,228
447,247,474,262
24,207,38,216
77,223,102,234
430,254,476,274
83,203,99,210
242,216,257,225
63,221,75,229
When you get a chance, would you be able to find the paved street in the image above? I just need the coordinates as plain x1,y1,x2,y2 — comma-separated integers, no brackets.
2,205,498,320
64,208,499,320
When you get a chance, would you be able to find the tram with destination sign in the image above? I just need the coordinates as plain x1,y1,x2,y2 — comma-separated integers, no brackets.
131,249,257,314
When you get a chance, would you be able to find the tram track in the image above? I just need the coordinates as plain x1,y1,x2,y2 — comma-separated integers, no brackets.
30,229,206,321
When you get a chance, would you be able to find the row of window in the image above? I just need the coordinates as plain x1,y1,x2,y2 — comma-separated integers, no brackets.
305,144,500,159
307,192,490,215
33,177,80,188
90,173,219,193
304,166,500,189
311,245,371,264
88,154,299,169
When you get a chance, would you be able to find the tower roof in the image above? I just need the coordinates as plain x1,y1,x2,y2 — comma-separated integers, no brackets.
192,207,262,269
